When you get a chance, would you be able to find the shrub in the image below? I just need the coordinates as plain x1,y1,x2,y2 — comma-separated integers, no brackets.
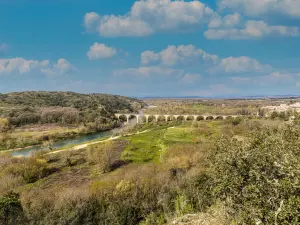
210,126,300,224
0,193,27,225
86,141,117,173
231,117,243,126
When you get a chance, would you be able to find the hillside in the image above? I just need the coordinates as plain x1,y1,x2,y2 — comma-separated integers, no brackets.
0,91,146,150
0,91,145,113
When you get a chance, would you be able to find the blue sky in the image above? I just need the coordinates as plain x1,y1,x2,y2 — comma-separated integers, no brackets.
1,0,300,97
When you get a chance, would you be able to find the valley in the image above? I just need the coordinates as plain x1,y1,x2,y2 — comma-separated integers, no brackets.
0,92,299,224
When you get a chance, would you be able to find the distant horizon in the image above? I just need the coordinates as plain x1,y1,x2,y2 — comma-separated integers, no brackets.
2,90,300,100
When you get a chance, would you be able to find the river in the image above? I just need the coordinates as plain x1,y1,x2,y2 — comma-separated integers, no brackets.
10,115,141,157
11,130,114,157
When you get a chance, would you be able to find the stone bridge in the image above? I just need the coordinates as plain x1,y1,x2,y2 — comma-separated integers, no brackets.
115,113,242,124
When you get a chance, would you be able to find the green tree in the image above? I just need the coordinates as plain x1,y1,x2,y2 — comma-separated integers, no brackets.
0,193,27,225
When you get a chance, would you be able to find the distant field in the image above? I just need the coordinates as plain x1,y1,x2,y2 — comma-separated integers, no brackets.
143,98,300,116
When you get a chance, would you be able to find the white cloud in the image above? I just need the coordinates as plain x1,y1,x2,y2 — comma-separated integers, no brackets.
87,43,117,60
0,58,48,75
84,0,214,37
0,57,74,76
208,13,241,28
211,56,272,74
218,0,300,19
97,15,153,37
179,73,201,84
113,66,184,77
205,20,300,40
41,58,75,76
141,45,218,66
84,12,101,31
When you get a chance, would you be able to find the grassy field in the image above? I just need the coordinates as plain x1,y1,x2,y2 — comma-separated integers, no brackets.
120,121,223,164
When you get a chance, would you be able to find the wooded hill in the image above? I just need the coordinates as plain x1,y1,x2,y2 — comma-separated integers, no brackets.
0,91,145,113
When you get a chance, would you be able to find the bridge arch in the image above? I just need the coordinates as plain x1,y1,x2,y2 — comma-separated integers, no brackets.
215,116,224,120
177,115,185,121
128,114,139,124
147,115,156,123
206,116,214,120
196,116,205,121
118,114,128,123
186,115,195,121
156,115,167,122
167,115,176,121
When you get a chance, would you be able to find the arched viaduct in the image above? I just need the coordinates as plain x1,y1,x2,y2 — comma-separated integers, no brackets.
115,113,242,124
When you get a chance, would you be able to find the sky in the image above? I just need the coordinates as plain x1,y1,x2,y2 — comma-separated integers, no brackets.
1,0,300,97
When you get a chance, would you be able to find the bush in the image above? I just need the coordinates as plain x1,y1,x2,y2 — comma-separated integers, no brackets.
0,193,26,225
231,117,243,126
210,126,300,224
86,141,118,173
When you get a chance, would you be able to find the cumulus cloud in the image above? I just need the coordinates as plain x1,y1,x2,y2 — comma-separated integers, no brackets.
84,0,214,37
218,0,300,19
208,13,241,28
141,45,218,66
87,43,117,60
84,12,101,30
84,0,300,39
113,66,184,77
211,56,272,74
41,58,75,76
141,45,275,77
179,73,201,84
205,20,300,40
0,58,48,75
0,57,75,76
98,16,153,37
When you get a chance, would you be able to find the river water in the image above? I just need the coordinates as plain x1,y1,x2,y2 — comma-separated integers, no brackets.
10,115,142,157
11,130,114,157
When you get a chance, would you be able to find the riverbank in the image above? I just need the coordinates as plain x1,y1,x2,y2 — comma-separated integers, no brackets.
0,122,122,152
47,129,151,155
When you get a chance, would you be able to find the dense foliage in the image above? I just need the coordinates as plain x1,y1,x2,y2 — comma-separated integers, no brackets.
0,91,145,112
0,92,145,150
211,126,300,224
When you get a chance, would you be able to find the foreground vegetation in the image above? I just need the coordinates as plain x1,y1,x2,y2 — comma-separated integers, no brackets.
0,116,299,224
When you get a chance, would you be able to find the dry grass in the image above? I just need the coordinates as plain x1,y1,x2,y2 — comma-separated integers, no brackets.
169,202,231,225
